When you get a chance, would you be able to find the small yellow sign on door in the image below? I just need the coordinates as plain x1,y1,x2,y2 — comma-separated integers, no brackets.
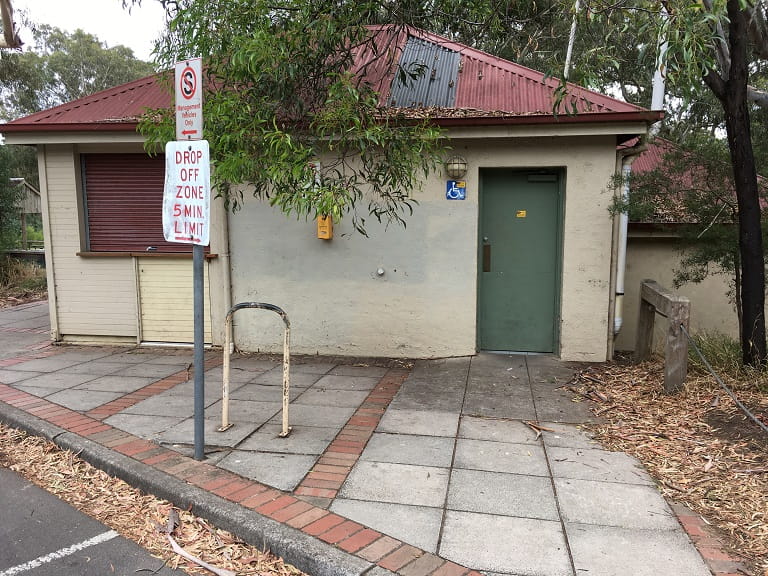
516,210,527,218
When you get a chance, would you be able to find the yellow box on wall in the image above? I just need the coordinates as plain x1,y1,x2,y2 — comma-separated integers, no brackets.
317,215,333,239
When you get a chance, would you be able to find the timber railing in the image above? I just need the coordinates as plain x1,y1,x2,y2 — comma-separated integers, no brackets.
633,279,691,393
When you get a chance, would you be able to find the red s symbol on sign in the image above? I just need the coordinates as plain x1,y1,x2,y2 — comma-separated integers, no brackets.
180,66,197,100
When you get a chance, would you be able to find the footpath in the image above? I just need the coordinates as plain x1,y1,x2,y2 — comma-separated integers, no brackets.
0,301,749,576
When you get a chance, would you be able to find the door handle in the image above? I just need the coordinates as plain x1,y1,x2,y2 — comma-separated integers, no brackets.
482,243,491,272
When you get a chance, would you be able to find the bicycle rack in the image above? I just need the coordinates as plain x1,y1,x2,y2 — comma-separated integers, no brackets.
218,302,291,438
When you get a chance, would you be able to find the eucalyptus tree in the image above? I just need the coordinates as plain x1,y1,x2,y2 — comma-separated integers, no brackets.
0,25,154,120
137,0,443,235
569,0,768,366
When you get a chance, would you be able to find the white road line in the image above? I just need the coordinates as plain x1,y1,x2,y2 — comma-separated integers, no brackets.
0,530,119,576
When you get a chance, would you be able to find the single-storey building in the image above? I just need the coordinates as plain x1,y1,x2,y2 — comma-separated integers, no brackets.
2,25,675,361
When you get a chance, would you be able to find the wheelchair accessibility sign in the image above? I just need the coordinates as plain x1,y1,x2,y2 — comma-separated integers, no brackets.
446,180,466,200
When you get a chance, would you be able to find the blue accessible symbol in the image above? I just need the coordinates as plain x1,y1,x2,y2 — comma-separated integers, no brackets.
446,180,466,200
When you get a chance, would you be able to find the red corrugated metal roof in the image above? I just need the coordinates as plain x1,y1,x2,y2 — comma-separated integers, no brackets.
2,25,657,133
3,74,170,130
628,137,674,174
364,25,647,115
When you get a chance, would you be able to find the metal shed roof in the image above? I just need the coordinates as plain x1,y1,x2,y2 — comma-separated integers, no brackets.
1,25,659,134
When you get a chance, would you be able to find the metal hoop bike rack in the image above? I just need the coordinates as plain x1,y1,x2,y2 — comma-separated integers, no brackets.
218,302,291,437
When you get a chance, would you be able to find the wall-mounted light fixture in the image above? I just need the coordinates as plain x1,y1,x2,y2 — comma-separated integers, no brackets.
444,155,468,179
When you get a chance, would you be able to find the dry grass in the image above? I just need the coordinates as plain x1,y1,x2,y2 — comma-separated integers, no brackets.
0,257,46,308
567,358,768,575
0,423,306,576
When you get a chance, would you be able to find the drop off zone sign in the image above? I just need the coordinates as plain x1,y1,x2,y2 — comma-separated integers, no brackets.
163,140,210,246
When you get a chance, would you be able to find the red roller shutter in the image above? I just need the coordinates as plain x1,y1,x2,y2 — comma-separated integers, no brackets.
83,154,189,253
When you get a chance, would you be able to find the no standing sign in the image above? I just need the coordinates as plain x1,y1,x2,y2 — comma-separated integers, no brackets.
175,58,203,141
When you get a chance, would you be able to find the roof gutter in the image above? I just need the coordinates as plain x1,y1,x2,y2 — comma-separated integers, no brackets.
0,110,664,135
0,122,141,133
431,111,662,128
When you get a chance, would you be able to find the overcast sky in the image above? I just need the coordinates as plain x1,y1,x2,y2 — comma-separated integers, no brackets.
13,0,166,61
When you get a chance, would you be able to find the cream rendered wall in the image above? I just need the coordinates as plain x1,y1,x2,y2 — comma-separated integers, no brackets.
615,236,739,351
39,144,137,339
229,134,619,361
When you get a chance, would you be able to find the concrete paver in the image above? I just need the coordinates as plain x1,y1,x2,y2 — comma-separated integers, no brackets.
440,511,572,576
539,422,601,449
547,445,655,485
360,433,454,467
555,477,680,529
295,389,370,407
104,413,186,437
461,392,536,420
457,414,539,444
238,424,338,454
59,361,131,375
229,383,302,402
112,363,188,378
388,389,465,412
74,375,157,393
447,469,559,520
270,403,356,428
330,500,443,553
252,369,323,387
565,524,712,576
12,371,97,389
340,461,449,508
453,438,549,475
205,399,283,423
156,380,234,401
0,369,43,383
314,374,381,391
377,409,460,437
219,451,318,491
158,417,259,447
44,388,123,410
122,394,215,416
329,365,392,378
0,302,728,576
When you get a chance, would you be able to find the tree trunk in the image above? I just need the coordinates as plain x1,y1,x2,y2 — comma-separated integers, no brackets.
734,248,742,347
705,2,767,365
726,102,767,365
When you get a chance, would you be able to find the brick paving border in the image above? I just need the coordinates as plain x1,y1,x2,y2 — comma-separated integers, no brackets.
85,356,223,420
670,502,753,576
294,368,408,502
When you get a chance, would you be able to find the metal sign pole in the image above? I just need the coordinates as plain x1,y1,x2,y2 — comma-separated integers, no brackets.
165,57,207,461
193,243,205,460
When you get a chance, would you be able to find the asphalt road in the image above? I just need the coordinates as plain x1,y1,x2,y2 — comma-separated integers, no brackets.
0,466,187,576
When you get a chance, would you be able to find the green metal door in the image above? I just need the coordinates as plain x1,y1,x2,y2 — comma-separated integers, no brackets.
479,170,561,352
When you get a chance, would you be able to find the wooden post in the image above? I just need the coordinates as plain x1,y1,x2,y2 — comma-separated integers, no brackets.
633,279,690,393
665,299,690,393
20,211,27,250
634,299,655,363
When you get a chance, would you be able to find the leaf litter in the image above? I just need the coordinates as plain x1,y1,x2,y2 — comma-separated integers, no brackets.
566,358,768,575
0,423,306,576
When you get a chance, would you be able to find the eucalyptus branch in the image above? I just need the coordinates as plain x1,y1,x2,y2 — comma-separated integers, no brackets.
696,203,730,239
746,3,768,59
